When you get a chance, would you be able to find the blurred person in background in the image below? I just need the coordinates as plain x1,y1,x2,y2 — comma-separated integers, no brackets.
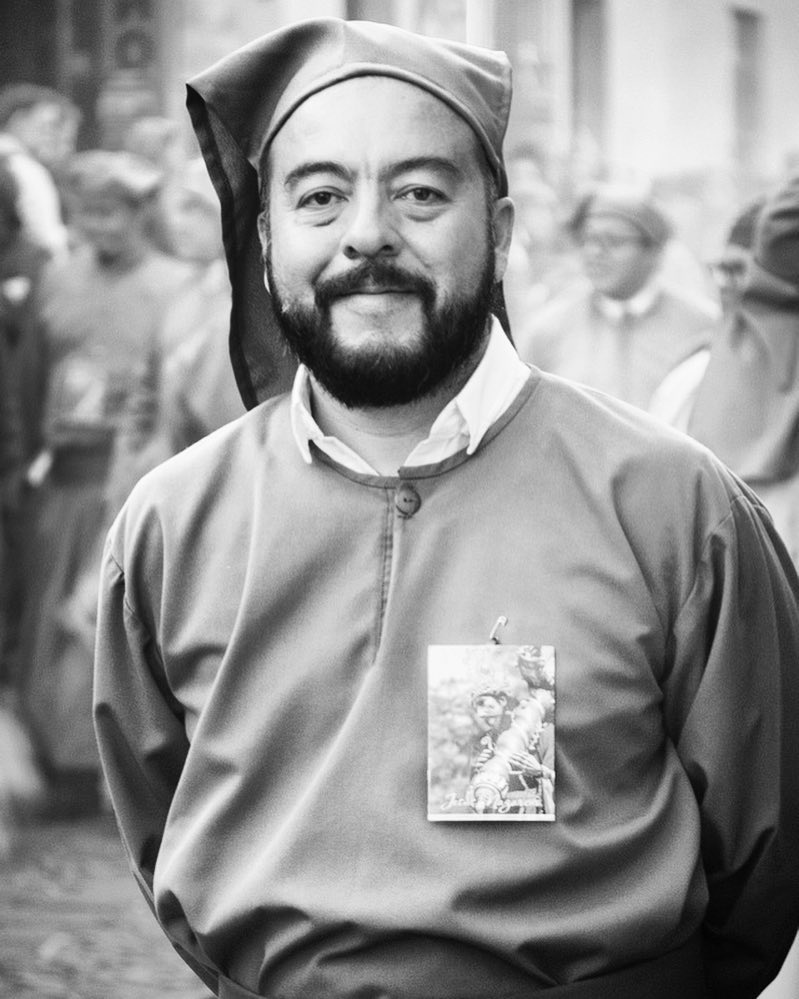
687,174,799,569
648,194,767,432
502,143,581,331
158,156,244,451
103,155,246,510
0,83,80,260
122,114,191,257
0,161,47,855
706,195,766,316
0,161,49,688
516,185,717,415
18,151,192,815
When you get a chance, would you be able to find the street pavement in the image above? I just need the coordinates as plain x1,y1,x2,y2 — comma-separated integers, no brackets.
0,813,213,999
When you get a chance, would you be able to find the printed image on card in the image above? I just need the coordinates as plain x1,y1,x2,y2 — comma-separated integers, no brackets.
428,644,556,822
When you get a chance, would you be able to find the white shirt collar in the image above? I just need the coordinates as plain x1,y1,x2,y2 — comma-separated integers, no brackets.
596,276,661,322
290,317,530,475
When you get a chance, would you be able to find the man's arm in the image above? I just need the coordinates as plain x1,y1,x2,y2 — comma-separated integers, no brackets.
93,538,219,994
666,488,799,999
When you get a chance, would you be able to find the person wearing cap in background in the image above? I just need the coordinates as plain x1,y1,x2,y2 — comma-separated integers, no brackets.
647,193,768,432
17,150,192,817
107,155,245,489
0,83,80,260
122,114,192,257
515,184,717,415
707,195,767,318
93,18,799,999
501,143,581,329
687,174,799,571
157,156,244,452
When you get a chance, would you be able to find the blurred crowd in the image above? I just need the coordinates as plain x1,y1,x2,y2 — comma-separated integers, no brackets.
0,83,244,847
0,80,798,855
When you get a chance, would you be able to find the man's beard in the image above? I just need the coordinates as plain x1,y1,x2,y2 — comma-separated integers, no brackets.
265,243,497,409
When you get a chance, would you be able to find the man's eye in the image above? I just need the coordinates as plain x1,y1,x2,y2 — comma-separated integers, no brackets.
298,190,340,209
399,187,444,204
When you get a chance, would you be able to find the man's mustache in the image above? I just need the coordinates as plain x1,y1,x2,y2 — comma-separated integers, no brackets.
315,261,435,307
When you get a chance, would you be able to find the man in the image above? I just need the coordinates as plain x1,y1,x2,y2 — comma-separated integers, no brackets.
94,18,799,999
706,196,766,317
515,185,717,414
0,83,79,259
687,175,799,569
157,157,244,452
20,151,192,813
648,194,767,432
501,144,580,329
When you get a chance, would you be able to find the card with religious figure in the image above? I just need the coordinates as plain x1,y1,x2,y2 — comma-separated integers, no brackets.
427,644,556,821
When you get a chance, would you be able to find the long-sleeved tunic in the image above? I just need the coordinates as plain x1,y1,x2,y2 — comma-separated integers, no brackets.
94,369,799,999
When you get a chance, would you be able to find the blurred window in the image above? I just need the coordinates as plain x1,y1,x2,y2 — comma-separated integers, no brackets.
732,8,762,176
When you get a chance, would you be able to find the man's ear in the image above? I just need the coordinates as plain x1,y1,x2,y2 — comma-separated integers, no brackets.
492,196,515,283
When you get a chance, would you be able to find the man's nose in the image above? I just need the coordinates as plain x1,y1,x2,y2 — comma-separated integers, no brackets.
341,191,398,260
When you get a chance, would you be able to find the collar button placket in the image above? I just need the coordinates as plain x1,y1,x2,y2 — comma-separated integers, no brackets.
394,480,422,518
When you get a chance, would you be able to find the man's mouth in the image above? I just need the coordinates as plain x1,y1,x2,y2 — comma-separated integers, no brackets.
335,281,415,297
330,289,418,315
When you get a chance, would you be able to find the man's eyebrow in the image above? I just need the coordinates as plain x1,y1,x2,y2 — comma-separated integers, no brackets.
383,156,464,181
282,156,465,190
283,162,351,190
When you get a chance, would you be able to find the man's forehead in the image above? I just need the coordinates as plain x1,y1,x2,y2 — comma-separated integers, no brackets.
269,76,479,172
278,76,471,137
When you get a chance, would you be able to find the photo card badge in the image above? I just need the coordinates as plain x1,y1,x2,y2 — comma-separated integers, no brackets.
427,644,556,822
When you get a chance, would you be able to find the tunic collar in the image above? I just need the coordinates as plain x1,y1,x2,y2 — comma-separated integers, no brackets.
596,276,661,323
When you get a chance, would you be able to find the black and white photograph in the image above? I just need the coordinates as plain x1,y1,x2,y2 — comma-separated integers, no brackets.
428,643,556,820
1,2,799,997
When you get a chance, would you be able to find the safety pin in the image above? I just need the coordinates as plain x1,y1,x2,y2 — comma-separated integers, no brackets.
489,616,508,644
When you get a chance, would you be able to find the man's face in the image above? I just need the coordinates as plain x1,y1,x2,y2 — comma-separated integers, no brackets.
709,243,751,315
72,193,141,263
473,695,507,728
578,214,662,300
261,76,513,408
8,102,76,168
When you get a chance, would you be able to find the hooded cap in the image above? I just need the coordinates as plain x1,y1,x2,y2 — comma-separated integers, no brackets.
688,174,799,482
726,195,766,250
570,184,673,247
186,17,513,409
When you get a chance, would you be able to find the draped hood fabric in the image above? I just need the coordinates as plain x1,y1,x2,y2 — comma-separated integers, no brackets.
185,17,513,409
688,174,799,483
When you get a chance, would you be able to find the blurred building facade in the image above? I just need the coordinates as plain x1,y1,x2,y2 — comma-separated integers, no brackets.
4,1,798,195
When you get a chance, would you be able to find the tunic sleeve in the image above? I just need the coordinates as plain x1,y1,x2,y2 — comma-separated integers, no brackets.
93,537,220,995
666,488,799,998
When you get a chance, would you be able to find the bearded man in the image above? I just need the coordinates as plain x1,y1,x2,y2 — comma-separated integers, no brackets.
93,18,799,999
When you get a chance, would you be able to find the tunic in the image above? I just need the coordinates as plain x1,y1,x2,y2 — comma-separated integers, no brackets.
94,369,799,998
515,281,716,412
